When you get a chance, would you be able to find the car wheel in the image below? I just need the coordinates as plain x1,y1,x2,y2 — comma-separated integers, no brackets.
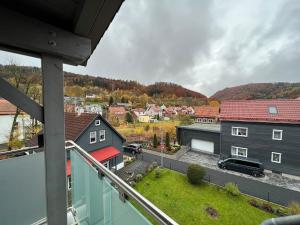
252,172,258,177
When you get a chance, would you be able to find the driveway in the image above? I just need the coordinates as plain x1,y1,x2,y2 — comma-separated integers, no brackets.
179,151,300,192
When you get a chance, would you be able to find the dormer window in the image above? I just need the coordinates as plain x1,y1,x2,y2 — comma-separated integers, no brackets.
268,106,278,114
95,120,100,126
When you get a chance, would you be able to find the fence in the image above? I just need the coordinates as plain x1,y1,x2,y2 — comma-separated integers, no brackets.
137,152,300,206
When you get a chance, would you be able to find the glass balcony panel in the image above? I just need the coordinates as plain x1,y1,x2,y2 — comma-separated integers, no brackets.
71,150,152,225
0,151,46,225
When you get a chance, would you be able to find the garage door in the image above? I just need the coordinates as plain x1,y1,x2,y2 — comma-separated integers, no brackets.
191,139,214,153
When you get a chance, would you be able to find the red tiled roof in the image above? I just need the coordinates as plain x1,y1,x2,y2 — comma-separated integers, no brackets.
109,106,126,114
0,99,16,115
220,100,300,124
194,106,219,118
66,146,120,176
27,112,125,146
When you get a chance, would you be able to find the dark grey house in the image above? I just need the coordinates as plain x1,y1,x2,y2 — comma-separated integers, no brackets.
177,100,300,177
176,123,221,155
220,100,300,176
28,112,126,184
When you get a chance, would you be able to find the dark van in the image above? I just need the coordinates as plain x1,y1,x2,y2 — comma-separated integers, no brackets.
217,156,264,177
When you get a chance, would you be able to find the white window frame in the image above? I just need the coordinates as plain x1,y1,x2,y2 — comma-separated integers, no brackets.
271,152,282,163
232,127,248,137
272,129,282,140
67,176,72,190
99,130,106,142
231,146,248,157
90,131,97,144
95,120,101,126
103,161,109,169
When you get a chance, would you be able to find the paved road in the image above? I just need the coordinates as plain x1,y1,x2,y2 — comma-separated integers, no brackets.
137,152,300,206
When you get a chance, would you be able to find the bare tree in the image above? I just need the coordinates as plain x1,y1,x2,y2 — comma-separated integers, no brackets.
5,60,40,150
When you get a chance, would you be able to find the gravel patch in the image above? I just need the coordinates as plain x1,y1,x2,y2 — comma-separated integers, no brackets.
179,151,300,192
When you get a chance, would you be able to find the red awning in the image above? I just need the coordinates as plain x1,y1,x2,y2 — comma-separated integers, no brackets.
66,146,121,176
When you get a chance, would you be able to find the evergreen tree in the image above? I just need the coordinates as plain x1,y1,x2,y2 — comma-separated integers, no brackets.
153,134,158,148
125,112,133,123
109,96,114,106
165,132,170,150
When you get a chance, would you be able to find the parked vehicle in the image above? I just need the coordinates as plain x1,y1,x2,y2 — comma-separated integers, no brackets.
123,143,142,155
218,156,264,177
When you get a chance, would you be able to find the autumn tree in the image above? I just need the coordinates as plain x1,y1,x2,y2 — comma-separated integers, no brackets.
125,112,133,123
109,96,114,106
5,61,40,150
153,134,158,148
165,132,170,150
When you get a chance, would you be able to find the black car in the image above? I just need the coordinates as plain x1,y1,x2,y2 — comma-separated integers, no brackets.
123,143,142,155
218,156,264,177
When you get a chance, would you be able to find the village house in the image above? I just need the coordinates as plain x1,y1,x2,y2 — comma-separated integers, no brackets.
85,104,103,115
144,105,163,118
27,112,126,189
177,100,300,177
194,106,220,123
108,105,127,121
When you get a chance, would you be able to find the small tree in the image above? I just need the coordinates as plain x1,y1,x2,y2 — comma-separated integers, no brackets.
125,112,133,123
109,96,114,106
288,201,300,215
153,134,158,148
187,164,205,185
165,132,171,150
224,182,241,197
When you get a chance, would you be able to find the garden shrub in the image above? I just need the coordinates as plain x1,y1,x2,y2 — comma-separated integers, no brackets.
261,202,274,213
224,182,241,196
155,168,161,178
130,181,136,187
288,201,300,215
151,161,158,168
248,199,260,208
147,164,154,173
186,164,205,185
135,174,143,182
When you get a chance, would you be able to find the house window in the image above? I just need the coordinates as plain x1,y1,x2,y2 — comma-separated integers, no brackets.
231,146,248,157
95,120,101,126
272,129,282,140
103,161,109,169
99,130,105,142
271,152,281,163
67,176,72,190
90,131,97,144
232,127,248,137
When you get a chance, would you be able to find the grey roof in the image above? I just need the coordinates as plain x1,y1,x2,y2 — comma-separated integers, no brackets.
0,0,124,65
177,123,221,133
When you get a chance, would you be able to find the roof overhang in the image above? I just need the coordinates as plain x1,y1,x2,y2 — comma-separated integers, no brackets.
0,0,124,65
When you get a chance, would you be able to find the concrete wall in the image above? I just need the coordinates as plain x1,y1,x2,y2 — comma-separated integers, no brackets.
0,151,46,225
76,115,124,169
177,127,220,154
221,121,300,176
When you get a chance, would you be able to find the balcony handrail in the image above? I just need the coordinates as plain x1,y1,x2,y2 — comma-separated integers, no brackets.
66,140,179,225
0,145,39,156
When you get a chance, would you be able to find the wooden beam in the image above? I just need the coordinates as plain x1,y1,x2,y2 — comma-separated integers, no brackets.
0,6,91,65
42,55,67,225
0,76,44,122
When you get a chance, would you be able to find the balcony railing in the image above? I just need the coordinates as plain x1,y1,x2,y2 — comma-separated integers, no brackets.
0,142,178,225
66,140,178,225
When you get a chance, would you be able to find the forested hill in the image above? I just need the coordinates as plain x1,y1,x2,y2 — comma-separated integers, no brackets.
0,65,206,99
211,83,300,100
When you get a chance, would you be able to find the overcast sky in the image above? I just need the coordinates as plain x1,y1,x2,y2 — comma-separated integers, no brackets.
0,0,299,96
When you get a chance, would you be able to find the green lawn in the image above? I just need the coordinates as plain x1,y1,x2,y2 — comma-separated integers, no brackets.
134,169,276,225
